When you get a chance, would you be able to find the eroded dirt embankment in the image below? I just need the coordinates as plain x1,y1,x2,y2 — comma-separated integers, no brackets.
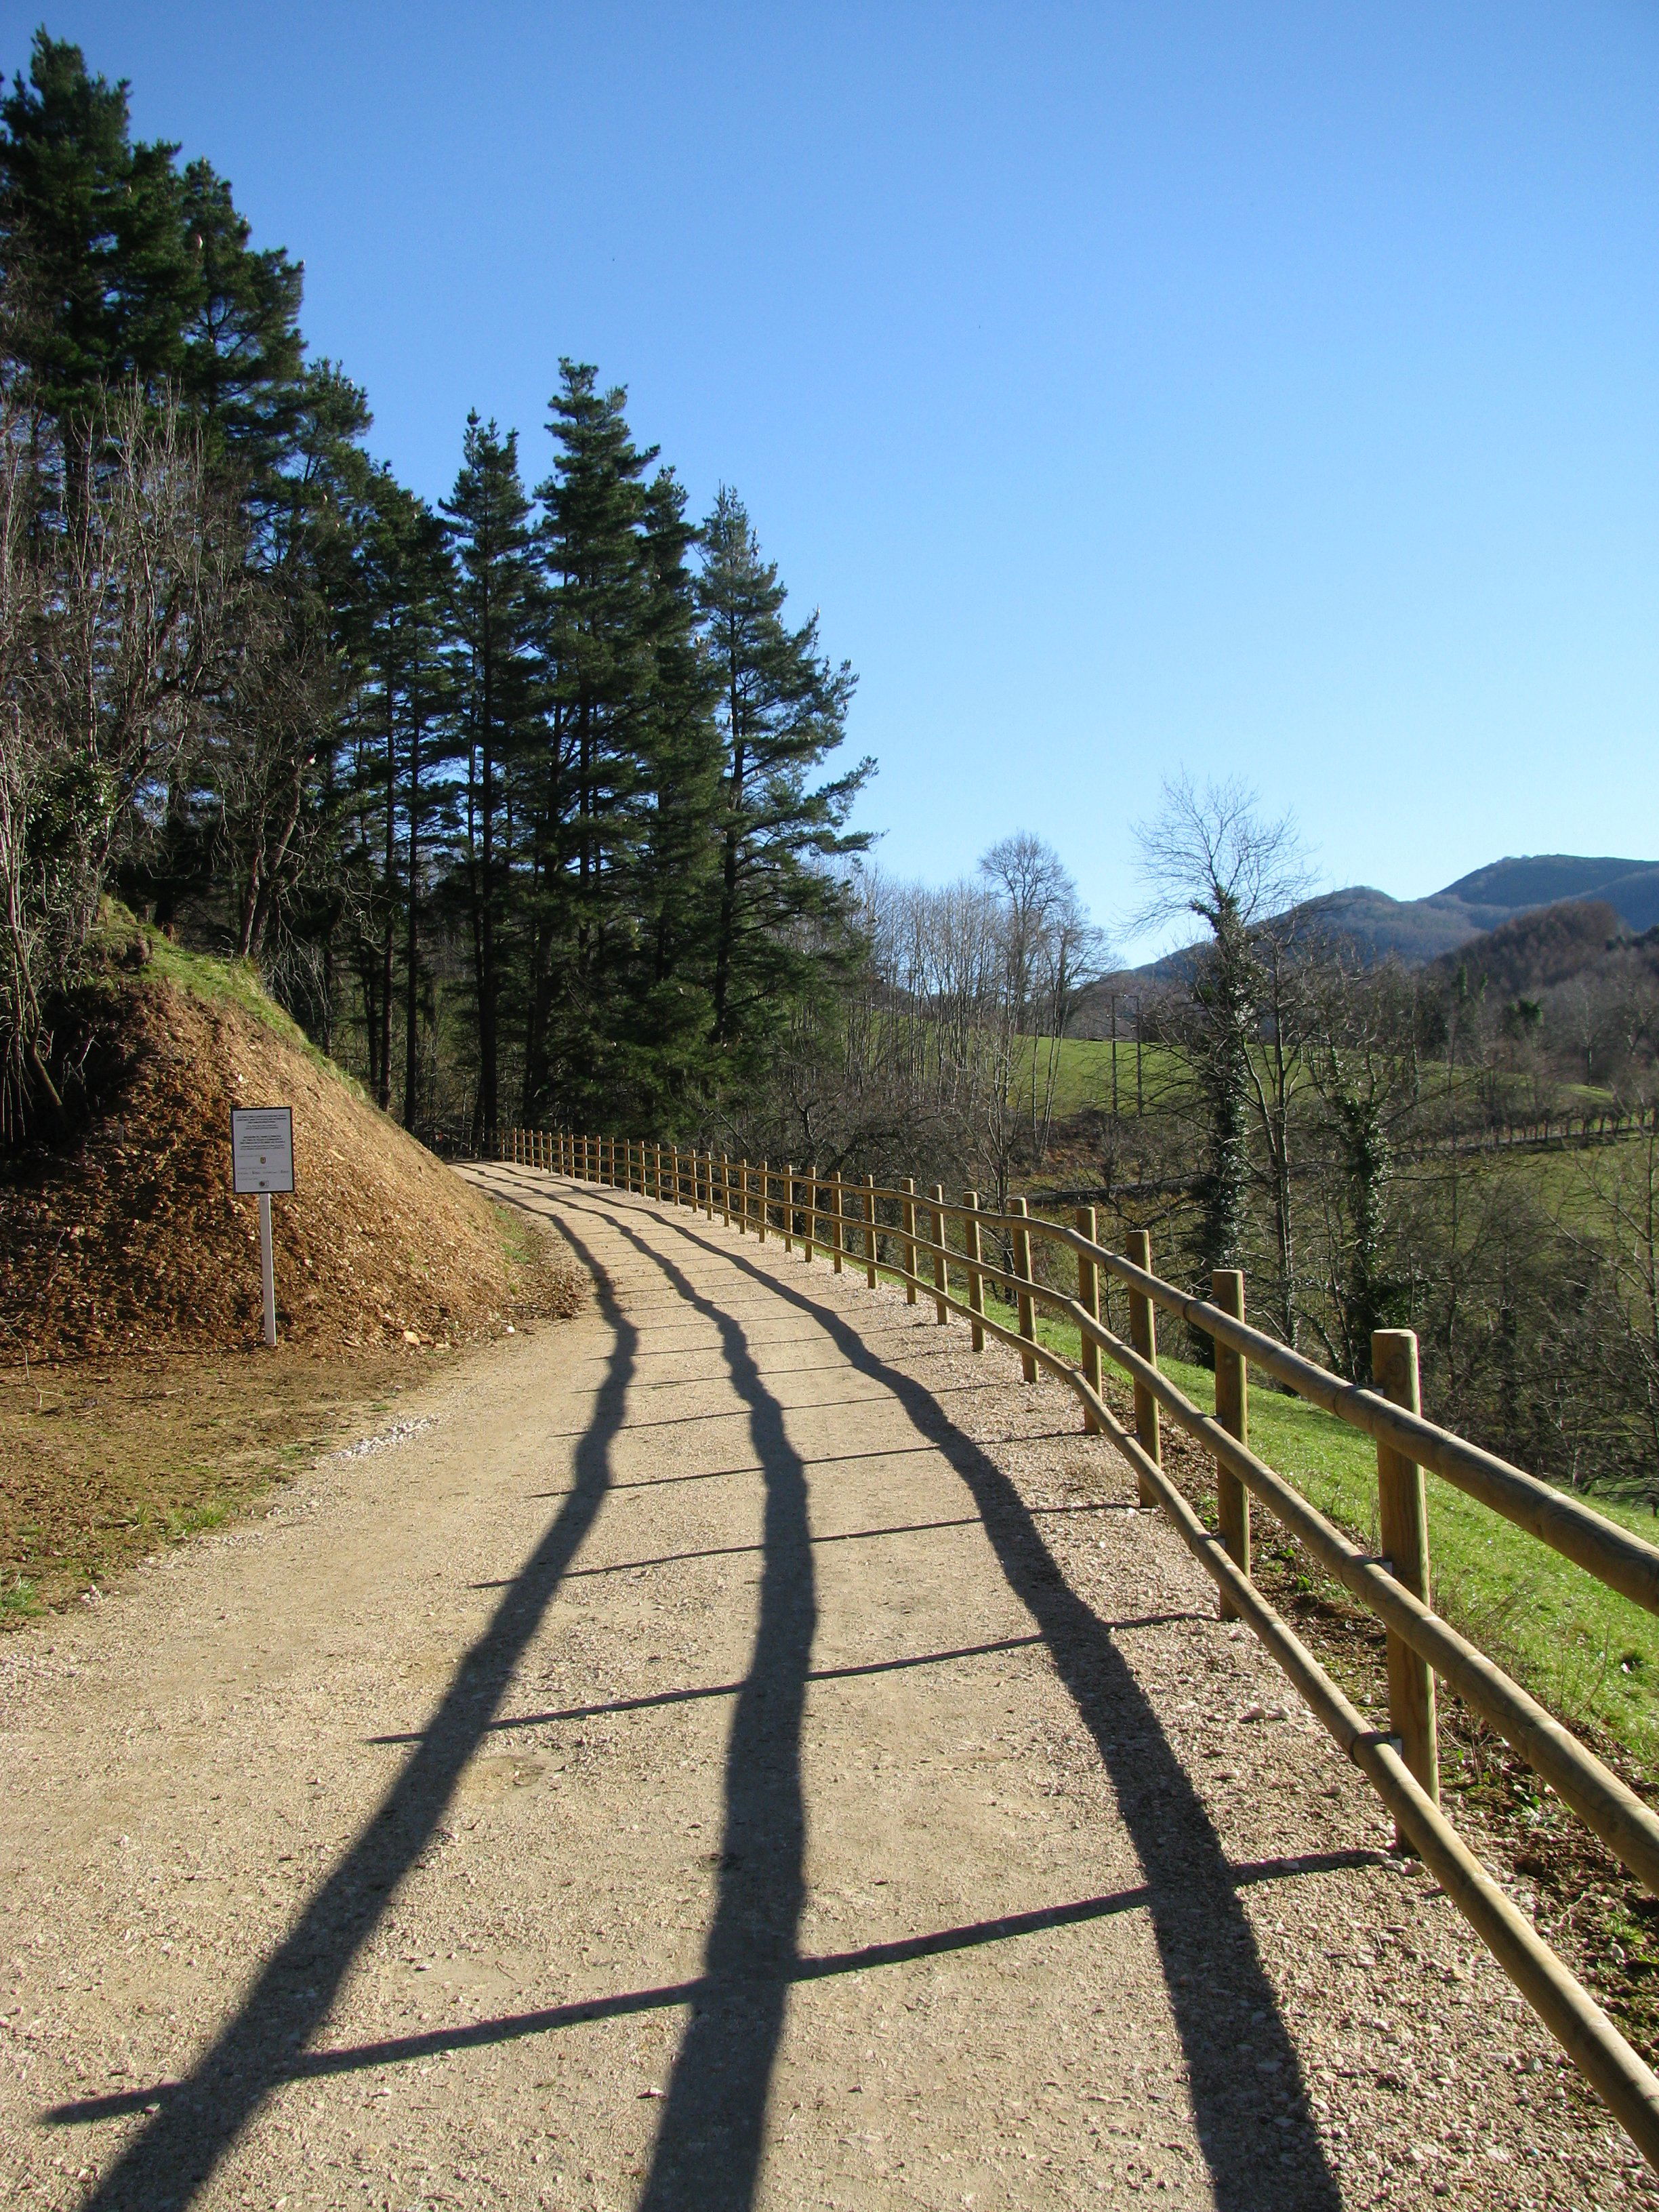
1,967,577,1359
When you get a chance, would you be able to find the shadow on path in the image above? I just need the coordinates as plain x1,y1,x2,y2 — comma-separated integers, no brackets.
77,1216,634,2211
552,1185,1345,2212
567,1208,819,2212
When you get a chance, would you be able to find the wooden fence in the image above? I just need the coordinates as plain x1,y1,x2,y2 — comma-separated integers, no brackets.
495,1126,1659,2169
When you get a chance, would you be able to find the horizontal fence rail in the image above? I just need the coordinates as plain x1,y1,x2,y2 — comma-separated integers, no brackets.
493,1125,1659,2169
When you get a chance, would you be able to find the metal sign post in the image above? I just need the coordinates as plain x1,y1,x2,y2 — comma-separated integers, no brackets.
230,1107,295,1347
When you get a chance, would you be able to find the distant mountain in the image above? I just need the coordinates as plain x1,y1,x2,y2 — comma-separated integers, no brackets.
1442,857,1659,929
1422,899,1630,1000
1299,857,1659,964
1292,884,1515,964
1071,854,1659,1032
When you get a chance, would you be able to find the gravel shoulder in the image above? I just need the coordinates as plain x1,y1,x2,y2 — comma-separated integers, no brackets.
0,1164,1651,2210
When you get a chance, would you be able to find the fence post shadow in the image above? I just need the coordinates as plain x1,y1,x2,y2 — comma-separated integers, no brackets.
590,1192,1345,2212
77,1213,636,2212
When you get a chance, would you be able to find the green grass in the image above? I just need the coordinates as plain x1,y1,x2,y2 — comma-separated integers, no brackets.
91,901,367,1098
0,1573,41,1623
972,1274,1659,1773
1006,1034,1180,1121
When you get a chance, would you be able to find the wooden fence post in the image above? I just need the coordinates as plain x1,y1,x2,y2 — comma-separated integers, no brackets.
865,1174,878,1286
1077,1206,1101,1432
832,1172,844,1272
1010,1197,1036,1382
783,1167,794,1252
1125,1229,1161,1507
803,1171,816,1263
704,1153,715,1220
965,1192,985,1351
720,1155,731,1227
901,1179,918,1303
758,1162,769,1244
1212,1269,1250,1619
1375,1326,1439,1827
930,1185,949,1322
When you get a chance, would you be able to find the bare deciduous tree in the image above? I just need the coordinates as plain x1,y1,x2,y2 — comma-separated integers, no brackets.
1133,772,1311,1304
0,382,240,1140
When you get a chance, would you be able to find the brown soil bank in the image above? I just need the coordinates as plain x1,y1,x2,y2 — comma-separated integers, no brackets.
0,954,575,1359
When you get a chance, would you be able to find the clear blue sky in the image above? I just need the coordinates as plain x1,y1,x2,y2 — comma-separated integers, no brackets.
10,1,1659,955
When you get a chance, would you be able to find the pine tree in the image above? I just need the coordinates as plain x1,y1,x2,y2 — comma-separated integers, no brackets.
346,471,453,1117
176,155,305,501
0,33,194,423
532,362,657,1121
443,414,541,1142
697,487,870,1056
621,468,723,1119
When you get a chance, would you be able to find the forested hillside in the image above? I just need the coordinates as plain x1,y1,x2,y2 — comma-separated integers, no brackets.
0,32,869,1154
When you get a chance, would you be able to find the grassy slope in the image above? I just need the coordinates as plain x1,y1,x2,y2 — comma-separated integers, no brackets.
971,1279,1659,1772
131,919,368,1097
1010,1028,1631,1126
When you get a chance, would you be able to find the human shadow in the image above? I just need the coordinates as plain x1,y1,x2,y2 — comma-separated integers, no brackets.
79,1217,634,2211
565,1189,1345,2212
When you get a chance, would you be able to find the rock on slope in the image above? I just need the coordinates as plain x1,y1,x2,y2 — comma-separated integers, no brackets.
0,962,562,1358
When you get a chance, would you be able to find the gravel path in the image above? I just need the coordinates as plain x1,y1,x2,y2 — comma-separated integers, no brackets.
1,1165,1652,2211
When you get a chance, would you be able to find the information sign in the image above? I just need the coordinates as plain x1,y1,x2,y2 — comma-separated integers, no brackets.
230,1107,295,1195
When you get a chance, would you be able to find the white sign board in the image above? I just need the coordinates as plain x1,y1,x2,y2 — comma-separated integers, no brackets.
230,1107,295,1195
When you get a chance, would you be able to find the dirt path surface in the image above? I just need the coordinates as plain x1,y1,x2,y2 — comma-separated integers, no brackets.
1,1165,1652,2211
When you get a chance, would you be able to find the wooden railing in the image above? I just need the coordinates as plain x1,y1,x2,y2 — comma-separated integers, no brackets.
494,1126,1659,2168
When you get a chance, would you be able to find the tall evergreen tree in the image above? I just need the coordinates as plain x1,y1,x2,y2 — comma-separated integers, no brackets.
697,487,870,1055
344,471,453,1115
0,33,194,424
443,414,541,1142
532,362,657,1120
176,155,305,499
623,467,722,1115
